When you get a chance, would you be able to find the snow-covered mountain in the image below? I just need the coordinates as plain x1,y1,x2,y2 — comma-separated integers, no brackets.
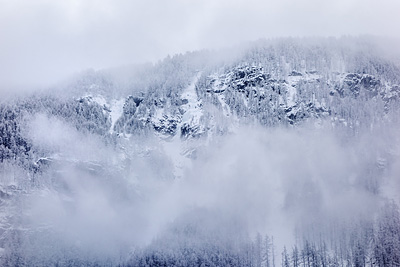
1,37,400,266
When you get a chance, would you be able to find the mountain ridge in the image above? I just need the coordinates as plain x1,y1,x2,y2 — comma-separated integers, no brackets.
1,36,400,266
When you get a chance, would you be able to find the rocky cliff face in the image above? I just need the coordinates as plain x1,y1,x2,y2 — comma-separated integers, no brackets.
1,38,400,174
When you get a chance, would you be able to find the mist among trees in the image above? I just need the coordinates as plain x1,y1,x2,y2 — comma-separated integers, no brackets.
0,37,399,266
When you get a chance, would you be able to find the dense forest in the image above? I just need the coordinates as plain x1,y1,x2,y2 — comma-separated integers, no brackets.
0,37,399,266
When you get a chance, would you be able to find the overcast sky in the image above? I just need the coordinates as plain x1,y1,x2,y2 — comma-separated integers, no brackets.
1,0,399,91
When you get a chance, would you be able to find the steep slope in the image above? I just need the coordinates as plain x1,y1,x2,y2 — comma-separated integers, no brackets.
0,37,400,266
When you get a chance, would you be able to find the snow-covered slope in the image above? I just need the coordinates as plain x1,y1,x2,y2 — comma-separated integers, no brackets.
1,38,399,192
1,37,400,266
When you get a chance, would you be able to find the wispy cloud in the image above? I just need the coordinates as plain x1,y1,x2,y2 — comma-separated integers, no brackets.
1,0,399,91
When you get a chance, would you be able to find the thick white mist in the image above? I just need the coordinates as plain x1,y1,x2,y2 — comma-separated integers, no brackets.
18,115,399,262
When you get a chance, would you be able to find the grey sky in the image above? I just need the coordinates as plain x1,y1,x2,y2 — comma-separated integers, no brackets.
1,0,399,91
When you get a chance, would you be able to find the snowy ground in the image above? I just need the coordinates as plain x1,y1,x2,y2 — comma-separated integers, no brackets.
159,73,203,179
109,99,125,133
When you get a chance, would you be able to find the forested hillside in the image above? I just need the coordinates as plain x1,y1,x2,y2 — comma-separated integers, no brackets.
0,37,399,266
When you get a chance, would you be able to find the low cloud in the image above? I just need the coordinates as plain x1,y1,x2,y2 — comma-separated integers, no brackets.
18,116,399,262
1,0,400,92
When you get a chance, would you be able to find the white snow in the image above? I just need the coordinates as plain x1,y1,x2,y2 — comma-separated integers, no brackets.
285,83,297,107
285,71,322,108
109,99,125,133
157,73,203,179
81,95,126,134
151,107,165,125
180,72,203,125
91,95,108,107
210,75,231,117
287,75,302,86
217,94,231,117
